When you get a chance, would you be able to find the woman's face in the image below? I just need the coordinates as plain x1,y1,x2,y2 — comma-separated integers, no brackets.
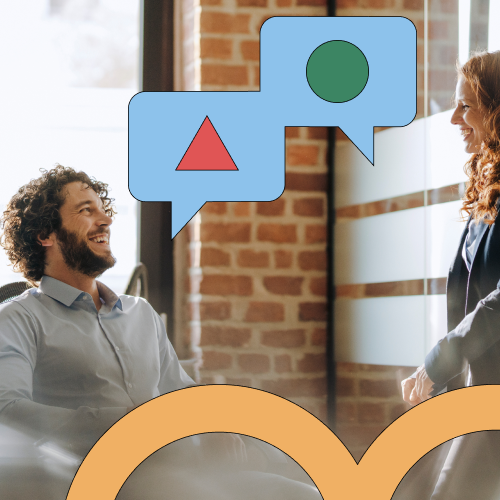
451,77,488,154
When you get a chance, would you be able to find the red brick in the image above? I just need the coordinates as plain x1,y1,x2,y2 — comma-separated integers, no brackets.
253,66,260,87
261,329,306,348
245,302,285,322
200,376,215,384
336,128,349,141
263,276,303,295
237,0,267,5
258,224,296,243
429,20,448,40
202,351,232,370
389,403,409,421
297,353,326,373
275,354,292,373
234,202,251,216
200,38,232,59
298,251,327,270
240,40,260,61
200,0,221,4
285,127,299,138
200,12,250,34
297,0,326,5
310,277,327,296
336,402,357,424
202,64,248,86
311,327,326,346
200,248,230,266
226,377,252,386
261,377,327,397
307,127,328,140
238,353,270,373
358,403,386,424
274,250,292,268
335,424,386,451
200,275,253,296
287,145,319,166
276,0,292,5
198,301,231,320
403,0,423,9
200,326,251,347
201,202,227,214
336,376,356,397
286,173,327,191
336,362,359,373
293,198,324,217
367,0,395,6
237,250,269,268
440,0,457,13
299,302,327,321
256,199,285,216
201,223,251,242
359,379,399,398
336,0,358,6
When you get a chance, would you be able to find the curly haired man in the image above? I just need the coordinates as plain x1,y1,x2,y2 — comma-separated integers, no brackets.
0,165,320,500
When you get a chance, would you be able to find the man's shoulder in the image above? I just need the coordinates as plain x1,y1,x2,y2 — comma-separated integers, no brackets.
117,293,157,314
0,289,38,323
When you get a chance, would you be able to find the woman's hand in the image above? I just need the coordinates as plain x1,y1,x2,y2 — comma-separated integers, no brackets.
401,365,434,405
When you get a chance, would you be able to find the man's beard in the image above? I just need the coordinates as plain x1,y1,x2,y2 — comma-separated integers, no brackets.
56,226,116,278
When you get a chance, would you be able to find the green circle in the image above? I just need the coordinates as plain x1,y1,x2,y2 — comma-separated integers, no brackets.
306,40,369,103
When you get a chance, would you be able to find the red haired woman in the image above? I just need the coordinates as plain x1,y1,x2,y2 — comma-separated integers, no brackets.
400,51,500,500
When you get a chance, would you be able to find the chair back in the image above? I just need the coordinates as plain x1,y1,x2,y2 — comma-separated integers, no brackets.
124,263,149,299
0,281,34,304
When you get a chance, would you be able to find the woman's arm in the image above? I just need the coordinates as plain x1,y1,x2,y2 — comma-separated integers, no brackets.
425,283,500,391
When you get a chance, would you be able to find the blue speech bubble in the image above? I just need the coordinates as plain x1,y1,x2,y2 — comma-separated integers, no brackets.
129,17,416,237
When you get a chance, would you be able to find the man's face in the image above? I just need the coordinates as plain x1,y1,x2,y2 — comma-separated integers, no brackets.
55,181,116,277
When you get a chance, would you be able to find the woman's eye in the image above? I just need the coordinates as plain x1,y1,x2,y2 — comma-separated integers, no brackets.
80,207,91,213
462,104,469,110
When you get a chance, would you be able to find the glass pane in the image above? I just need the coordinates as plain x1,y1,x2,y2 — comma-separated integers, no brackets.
0,0,140,293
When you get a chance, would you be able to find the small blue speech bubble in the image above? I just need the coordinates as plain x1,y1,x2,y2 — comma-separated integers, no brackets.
129,17,416,237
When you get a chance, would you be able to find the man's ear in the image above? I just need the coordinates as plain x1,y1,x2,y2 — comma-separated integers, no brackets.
37,233,55,247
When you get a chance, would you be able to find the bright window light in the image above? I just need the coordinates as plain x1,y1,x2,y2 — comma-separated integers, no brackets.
489,0,500,51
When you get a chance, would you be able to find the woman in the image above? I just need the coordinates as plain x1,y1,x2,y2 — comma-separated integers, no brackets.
400,50,500,499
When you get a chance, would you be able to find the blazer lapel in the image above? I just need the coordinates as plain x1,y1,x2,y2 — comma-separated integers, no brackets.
446,215,471,331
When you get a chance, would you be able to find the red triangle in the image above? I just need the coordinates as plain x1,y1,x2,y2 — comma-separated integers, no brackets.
176,116,238,171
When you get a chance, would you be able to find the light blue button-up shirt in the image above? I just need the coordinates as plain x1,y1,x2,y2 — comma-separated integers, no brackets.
0,276,194,452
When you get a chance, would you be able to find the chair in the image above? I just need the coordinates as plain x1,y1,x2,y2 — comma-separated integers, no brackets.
124,262,149,300
0,281,34,304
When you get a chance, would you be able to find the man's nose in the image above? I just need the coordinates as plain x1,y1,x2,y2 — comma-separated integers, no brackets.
96,209,113,226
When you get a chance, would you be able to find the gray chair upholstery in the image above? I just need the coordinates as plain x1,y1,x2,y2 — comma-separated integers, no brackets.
0,281,34,304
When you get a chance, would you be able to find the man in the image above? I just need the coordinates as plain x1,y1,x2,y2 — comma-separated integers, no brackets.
0,165,196,455
0,165,320,499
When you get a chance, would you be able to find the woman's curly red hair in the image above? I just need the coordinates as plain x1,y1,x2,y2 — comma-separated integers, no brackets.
459,51,500,224
0,165,116,284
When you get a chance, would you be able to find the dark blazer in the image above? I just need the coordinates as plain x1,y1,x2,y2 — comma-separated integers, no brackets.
425,209,500,393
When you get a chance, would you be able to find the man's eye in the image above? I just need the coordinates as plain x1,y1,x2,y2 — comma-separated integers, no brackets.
80,207,91,213
462,104,469,110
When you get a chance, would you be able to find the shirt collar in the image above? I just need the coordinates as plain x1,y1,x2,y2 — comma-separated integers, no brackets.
39,275,123,310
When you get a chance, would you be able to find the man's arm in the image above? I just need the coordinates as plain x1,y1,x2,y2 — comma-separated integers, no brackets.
425,284,500,392
153,310,196,394
0,301,128,456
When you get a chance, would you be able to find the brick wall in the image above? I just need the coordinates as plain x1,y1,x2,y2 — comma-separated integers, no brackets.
176,0,460,460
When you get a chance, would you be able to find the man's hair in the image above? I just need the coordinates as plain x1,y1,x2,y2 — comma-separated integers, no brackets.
0,165,116,284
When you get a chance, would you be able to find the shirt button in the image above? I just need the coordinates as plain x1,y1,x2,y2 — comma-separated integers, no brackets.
128,383,133,388
82,296,87,301
115,346,120,351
